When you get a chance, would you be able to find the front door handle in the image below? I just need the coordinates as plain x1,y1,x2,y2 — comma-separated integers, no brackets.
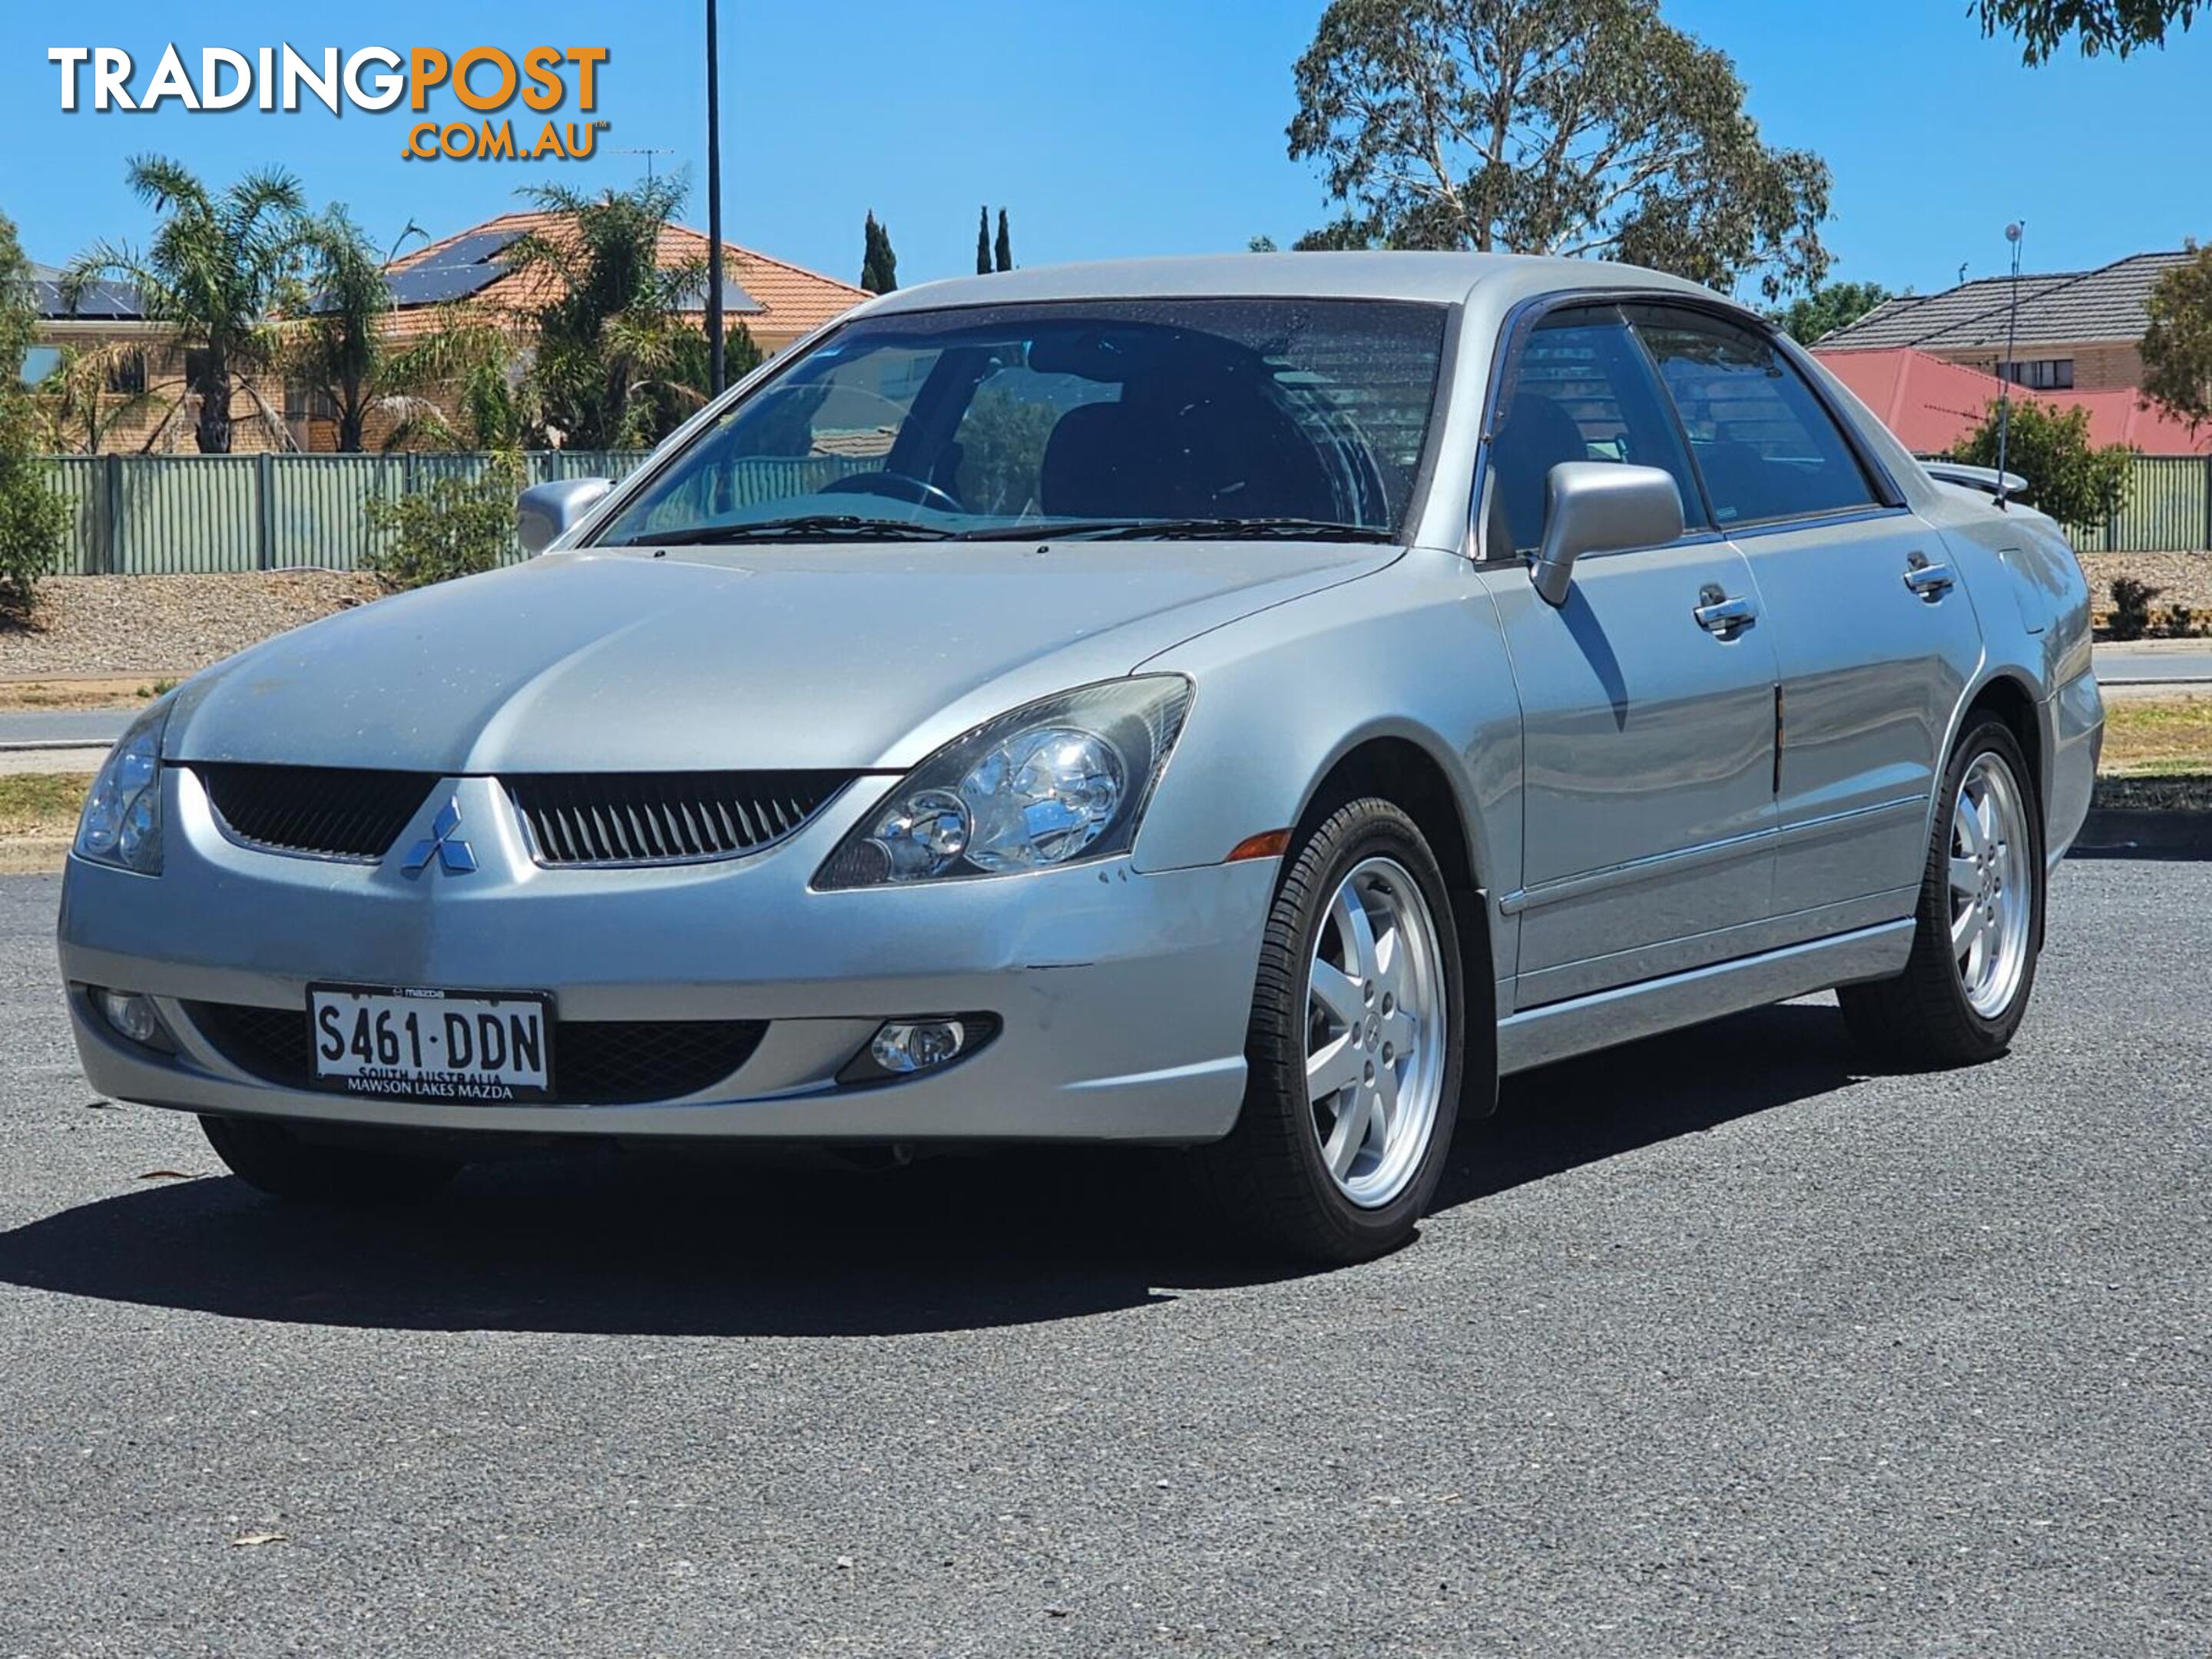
1904,552,1955,601
1694,587,1757,636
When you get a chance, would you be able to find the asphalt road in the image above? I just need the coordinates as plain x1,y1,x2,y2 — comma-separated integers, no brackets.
2098,643,2212,686
0,863,2204,1656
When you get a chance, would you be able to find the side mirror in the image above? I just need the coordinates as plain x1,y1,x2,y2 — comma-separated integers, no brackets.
517,478,614,555
1528,462,1685,607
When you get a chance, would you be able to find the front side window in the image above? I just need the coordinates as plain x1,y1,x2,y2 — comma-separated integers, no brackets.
1485,309,1707,557
1633,310,1878,527
591,297,1451,547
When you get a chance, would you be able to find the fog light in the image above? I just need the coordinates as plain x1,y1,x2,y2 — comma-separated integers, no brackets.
869,1018,969,1075
96,988,161,1047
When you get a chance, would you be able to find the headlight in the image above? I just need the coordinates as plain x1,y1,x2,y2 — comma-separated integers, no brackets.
815,677,1192,888
75,700,170,875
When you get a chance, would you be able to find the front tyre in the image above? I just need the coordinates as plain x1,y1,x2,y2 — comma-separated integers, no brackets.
200,1114,462,1206
1201,798,1464,1263
1839,714,2042,1066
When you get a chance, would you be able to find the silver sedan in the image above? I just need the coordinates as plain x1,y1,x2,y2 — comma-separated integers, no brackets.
58,253,2101,1260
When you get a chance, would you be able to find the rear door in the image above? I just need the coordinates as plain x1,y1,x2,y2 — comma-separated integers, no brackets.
1474,306,1780,1006
1632,307,1984,922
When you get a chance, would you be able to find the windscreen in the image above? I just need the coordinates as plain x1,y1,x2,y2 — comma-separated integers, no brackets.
590,296,1451,546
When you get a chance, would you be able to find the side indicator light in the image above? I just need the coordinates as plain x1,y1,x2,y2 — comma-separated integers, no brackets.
1226,829,1291,863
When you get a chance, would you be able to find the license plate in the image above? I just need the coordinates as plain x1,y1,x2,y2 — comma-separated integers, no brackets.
308,985,552,1103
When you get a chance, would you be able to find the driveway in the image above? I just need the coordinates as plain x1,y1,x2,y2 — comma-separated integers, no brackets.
0,863,2204,1655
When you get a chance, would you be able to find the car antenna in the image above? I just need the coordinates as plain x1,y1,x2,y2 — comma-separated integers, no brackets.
1993,222,2025,512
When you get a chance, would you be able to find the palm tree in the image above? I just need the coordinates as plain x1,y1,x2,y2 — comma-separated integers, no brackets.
502,176,725,449
64,156,308,454
33,341,157,454
290,208,429,453
377,303,531,452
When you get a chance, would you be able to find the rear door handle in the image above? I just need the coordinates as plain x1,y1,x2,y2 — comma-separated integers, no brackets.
1904,553,1955,601
1694,588,1757,636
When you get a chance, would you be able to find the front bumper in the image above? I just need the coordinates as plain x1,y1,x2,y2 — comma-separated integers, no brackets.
58,768,1273,1144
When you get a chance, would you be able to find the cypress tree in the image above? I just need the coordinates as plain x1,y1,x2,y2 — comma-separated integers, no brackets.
860,212,897,294
995,209,1013,273
976,207,992,276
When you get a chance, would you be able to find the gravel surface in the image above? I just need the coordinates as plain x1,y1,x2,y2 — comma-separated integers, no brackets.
0,574,383,680
2083,551,2212,631
0,863,2205,1656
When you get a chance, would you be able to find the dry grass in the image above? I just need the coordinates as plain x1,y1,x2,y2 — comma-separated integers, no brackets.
2100,693,2212,777
0,773,91,873
0,677,173,713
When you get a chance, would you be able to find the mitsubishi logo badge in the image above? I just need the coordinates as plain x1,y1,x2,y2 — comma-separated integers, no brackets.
401,797,478,876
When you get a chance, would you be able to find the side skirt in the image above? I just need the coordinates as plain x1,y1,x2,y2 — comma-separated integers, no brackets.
1496,919,1913,1077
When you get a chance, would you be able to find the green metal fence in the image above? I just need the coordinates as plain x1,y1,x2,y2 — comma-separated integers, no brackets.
2063,455,2212,554
42,451,654,575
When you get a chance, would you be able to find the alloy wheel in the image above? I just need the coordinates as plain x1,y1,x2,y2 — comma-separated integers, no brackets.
1949,752,2032,1019
1304,856,1449,1208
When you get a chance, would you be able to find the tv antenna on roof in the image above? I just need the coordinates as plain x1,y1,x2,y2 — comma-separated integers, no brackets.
614,146,676,180
1994,222,2025,511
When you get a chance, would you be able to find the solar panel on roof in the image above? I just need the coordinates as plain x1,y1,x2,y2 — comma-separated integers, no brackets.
32,275,143,320
389,260,511,306
416,229,524,268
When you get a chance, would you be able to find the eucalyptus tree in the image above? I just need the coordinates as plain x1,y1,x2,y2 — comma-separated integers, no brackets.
1978,0,2198,59
2142,241,2212,433
64,156,309,452
1286,0,1831,301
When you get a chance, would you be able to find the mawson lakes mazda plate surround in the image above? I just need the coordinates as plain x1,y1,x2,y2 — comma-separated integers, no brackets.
307,984,555,1104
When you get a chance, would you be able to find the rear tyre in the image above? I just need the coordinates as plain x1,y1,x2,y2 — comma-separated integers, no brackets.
200,1114,462,1206
1200,797,1465,1263
1837,714,2042,1067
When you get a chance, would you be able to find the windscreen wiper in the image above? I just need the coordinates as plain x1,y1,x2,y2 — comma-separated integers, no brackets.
618,515,957,546
1018,516,1394,543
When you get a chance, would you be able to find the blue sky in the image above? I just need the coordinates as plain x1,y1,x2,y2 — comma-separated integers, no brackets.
2,0,2207,300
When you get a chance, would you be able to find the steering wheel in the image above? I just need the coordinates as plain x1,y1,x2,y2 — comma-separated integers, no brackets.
821,470,965,515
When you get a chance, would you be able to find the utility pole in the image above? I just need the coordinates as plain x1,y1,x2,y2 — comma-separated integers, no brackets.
706,0,727,396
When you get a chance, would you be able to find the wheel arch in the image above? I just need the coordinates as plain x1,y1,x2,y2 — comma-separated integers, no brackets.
1293,733,1501,1119
1940,670,2049,948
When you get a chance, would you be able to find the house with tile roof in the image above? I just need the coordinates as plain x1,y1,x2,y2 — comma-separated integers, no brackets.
293,209,869,453
378,210,868,358
1813,250,2197,397
25,261,297,454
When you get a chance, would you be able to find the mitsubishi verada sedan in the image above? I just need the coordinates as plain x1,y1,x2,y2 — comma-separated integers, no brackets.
58,253,2102,1262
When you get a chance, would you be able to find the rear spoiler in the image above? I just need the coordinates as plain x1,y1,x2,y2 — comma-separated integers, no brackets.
1920,459,2031,502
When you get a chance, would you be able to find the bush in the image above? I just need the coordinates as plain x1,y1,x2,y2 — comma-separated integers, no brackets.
1950,399,2133,530
0,438,65,621
363,455,522,590
2108,575,2162,641
0,212,65,619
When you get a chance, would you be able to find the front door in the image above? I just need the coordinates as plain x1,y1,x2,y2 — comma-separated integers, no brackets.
1474,307,1780,1007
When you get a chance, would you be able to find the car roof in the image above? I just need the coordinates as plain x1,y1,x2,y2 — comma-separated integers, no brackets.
856,251,1728,316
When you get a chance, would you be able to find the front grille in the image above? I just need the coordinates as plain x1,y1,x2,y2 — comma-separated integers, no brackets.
199,764,436,861
187,1002,767,1105
504,771,854,866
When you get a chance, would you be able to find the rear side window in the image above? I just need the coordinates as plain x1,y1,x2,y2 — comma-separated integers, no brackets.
1632,310,1878,527
1486,310,1707,556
